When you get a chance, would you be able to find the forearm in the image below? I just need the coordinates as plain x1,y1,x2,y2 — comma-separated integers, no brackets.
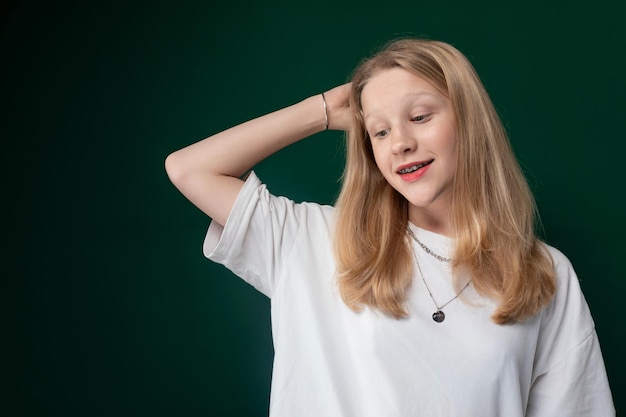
170,95,326,178
165,94,327,224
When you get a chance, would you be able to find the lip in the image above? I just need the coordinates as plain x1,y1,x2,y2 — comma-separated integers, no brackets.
396,159,434,182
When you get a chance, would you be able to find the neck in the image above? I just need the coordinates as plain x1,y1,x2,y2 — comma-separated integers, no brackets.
409,207,453,237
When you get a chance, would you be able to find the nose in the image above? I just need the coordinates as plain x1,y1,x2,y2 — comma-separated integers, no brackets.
390,126,417,155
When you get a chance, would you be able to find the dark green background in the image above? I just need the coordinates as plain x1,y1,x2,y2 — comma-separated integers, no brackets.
3,0,624,415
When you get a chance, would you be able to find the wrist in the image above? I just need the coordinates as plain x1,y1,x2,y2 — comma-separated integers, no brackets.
321,93,329,131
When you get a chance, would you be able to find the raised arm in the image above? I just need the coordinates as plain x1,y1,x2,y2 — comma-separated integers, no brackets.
165,84,352,226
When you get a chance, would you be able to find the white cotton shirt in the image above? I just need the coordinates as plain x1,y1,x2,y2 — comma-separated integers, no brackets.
203,172,615,417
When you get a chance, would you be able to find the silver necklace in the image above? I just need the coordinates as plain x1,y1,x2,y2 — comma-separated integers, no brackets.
407,228,471,323
406,227,452,263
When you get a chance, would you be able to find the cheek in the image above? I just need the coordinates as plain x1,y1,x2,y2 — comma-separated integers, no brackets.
445,136,459,178
447,135,458,161
370,144,389,173
435,125,457,159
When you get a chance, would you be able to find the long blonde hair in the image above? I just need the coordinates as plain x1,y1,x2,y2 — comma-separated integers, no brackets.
333,38,555,324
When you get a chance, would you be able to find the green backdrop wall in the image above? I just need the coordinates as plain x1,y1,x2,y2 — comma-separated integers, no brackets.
3,0,624,415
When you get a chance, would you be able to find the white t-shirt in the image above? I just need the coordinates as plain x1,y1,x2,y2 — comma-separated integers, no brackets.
203,172,615,417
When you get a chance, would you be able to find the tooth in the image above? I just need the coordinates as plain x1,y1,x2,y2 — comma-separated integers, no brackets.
400,165,419,174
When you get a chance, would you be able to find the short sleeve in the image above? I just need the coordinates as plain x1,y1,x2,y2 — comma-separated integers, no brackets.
526,331,614,416
527,248,615,416
202,171,306,298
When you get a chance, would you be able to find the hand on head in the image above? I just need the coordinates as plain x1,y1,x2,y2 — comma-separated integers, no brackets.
323,83,353,132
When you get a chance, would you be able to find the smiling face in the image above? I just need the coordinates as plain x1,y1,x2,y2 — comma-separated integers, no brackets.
361,67,457,234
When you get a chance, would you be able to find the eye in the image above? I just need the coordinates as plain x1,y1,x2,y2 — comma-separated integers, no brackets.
375,129,390,138
411,114,430,123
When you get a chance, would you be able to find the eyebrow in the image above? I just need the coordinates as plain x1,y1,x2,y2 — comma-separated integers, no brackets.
363,92,441,121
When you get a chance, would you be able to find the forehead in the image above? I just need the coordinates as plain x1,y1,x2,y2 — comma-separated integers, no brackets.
361,68,447,117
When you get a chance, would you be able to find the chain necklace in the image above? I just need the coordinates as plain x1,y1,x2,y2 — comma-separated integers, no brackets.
407,227,452,263
407,227,471,323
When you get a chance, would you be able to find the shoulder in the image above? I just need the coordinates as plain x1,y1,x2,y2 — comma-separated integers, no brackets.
293,200,336,227
231,171,336,220
540,242,586,307
541,243,587,310
208,170,337,254
543,243,574,275
535,241,596,360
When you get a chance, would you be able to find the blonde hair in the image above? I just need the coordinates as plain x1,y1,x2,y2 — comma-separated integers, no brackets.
333,38,555,324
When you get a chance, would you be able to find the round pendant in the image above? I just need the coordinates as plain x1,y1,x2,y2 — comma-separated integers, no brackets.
432,311,445,323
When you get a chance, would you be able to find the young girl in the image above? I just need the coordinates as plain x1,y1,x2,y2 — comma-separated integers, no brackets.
166,38,614,416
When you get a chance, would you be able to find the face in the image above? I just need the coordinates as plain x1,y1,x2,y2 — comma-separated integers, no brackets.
361,67,457,233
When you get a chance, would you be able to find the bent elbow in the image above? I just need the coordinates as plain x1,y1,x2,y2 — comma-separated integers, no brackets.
164,151,188,187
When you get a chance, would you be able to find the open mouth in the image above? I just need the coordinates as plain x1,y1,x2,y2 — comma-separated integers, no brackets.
397,160,434,174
